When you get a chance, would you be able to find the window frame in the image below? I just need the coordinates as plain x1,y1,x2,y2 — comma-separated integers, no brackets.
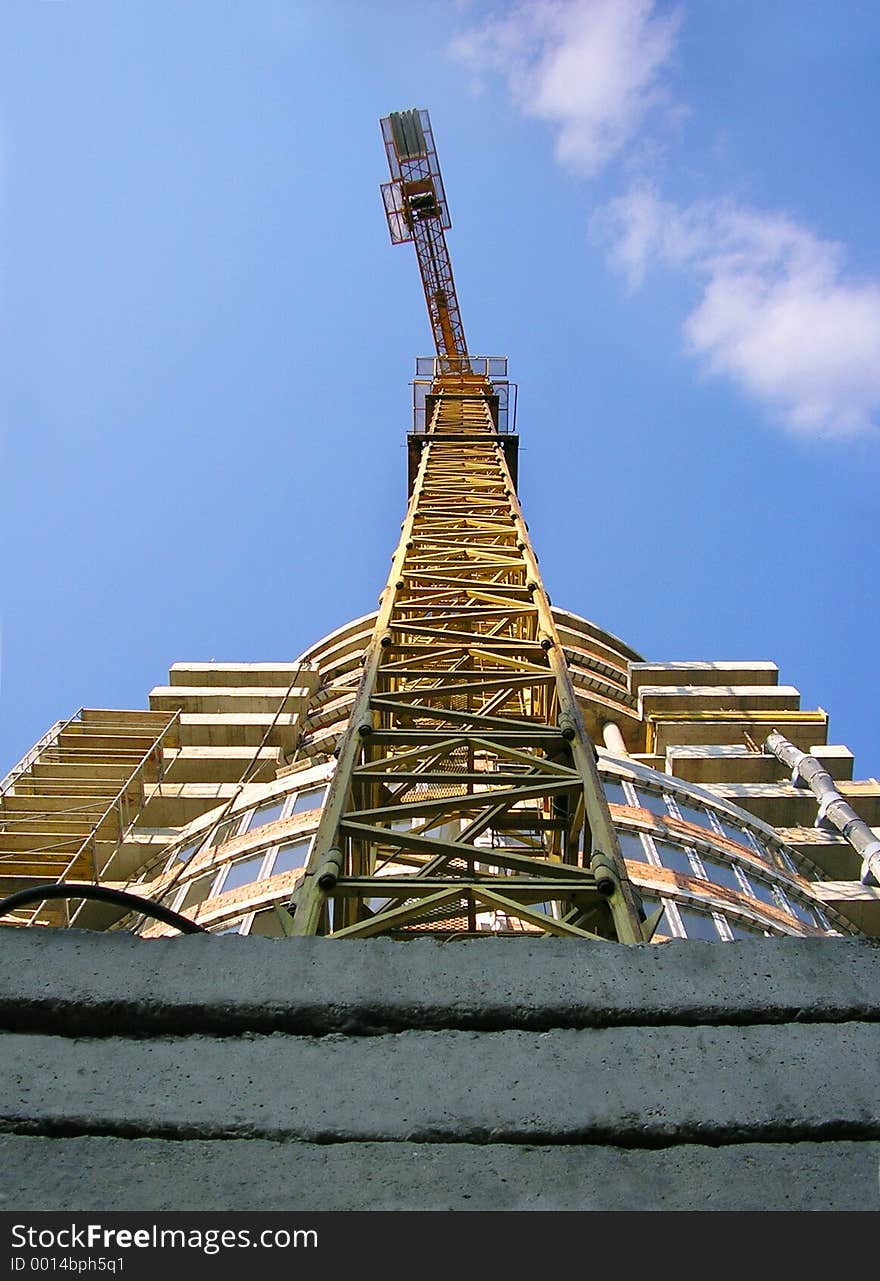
266,834,315,878
212,850,274,898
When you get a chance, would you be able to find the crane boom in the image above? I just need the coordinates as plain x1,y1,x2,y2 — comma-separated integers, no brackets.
380,109,469,372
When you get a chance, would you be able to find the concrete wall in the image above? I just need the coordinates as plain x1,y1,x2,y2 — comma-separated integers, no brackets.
1,929,878,1211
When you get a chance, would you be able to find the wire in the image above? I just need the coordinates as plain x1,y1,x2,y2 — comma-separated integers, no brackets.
0,882,207,934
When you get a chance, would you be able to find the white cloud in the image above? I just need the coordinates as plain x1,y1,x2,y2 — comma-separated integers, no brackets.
599,189,880,437
451,0,681,175
453,2,880,438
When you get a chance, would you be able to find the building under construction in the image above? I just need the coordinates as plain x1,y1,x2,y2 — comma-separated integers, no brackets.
2,109,877,946
1,112,878,1213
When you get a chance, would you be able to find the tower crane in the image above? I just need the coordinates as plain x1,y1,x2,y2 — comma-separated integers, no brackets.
287,110,643,943
380,109,470,375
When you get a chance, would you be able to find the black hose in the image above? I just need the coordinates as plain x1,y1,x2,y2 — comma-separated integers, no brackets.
0,883,207,934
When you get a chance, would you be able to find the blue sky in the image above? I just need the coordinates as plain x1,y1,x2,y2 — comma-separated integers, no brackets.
1,0,878,780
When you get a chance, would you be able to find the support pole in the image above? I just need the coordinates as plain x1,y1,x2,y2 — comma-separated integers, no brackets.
764,730,880,886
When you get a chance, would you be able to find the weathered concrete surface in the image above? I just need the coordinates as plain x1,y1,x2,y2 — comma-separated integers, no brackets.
1,930,879,1035
1,1136,878,1211
3,929,879,1210
3,1024,879,1144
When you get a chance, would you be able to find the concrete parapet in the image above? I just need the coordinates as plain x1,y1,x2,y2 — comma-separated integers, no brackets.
2,932,878,1035
1,929,878,1211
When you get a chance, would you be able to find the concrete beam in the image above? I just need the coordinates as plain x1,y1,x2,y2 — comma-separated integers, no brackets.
169,663,315,690
777,829,868,882
630,662,779,693
815,882,880,937
1,1135,876,1212
3,1024,879,1144
652,715,827,755
150,686,313,715
1,932,878,1038
639,686,801,718
703,782,880,827
665,745,855,786
177,714,300,750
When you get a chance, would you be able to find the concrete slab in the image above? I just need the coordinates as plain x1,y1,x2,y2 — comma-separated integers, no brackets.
2,1136,877,1212
1,931,877,1037
630,662,780,692
3,1024,879,1143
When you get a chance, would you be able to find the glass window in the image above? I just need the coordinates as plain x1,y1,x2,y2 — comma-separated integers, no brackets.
677,905,722,940
785,895,819,928
247,909,288,938
615,828,649,862
653,840,696,877
291,786,327,815
634,789,669,819
603,781,630,808
725,916,771,939
247,800,285,831
742,831,769,861
178,873,216,911
717,817,751,845
638,894,675,939
211,921,244,936
701,858,744,894
776,847,800,876
209,816,241,848
270,839,311,876
174,838,202,864
219,855,266,894
674,802,716,831
745,875,780,909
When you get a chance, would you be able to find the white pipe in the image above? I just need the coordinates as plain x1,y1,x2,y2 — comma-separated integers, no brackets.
602,722,628,756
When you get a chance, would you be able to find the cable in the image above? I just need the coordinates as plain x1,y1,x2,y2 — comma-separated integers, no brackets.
0,883,207,934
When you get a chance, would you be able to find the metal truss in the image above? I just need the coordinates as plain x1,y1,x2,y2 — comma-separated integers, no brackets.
380,109,469,371
291,381,643,941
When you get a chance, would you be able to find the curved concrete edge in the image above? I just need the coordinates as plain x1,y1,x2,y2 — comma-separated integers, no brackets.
1,1136,877,1212
1,930,878,1036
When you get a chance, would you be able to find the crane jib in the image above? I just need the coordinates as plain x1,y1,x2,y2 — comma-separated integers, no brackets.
380,108,467,366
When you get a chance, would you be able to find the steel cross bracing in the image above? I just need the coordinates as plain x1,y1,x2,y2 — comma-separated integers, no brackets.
291,383,643,941
411,211,467,369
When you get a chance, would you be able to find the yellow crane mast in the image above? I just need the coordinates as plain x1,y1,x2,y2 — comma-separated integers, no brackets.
290,110,643,940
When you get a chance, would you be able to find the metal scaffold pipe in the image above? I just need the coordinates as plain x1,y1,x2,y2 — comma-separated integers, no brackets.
764,730,880,886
